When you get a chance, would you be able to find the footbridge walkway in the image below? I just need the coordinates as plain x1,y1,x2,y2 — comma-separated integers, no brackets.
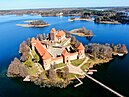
84,74,124,97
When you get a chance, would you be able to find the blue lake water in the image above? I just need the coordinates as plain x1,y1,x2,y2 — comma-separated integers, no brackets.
0,15,129,97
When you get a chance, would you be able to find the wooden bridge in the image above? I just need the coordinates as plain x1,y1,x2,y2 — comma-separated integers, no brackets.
84,74,124,97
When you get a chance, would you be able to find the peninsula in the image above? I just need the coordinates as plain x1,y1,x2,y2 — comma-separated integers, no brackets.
7,28,128,88
16,20,50,28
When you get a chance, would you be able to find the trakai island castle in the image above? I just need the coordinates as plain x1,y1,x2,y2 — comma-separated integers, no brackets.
31,28,85,70
7,27,128,89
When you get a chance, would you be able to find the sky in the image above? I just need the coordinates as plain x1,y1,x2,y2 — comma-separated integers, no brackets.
0,0,129,10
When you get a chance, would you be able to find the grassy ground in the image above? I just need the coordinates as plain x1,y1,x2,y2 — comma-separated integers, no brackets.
55,63,66,68
28,67,39,76
67,73,84,80
70,58,85,66
81,63,89,71
67,73,75,79
28,63,43,76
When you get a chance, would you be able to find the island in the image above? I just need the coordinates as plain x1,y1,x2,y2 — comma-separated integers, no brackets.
69,17,92,22
69,27,94,37
68,13,92,22
7,28,128,88
16,20,50,28
94,16,121,24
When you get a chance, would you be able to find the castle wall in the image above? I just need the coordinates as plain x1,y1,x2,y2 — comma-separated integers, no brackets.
32,43,36,51
50,33,54,41
43,58,52,70
78,50,85,59
70,52,78,60
52,57,63,64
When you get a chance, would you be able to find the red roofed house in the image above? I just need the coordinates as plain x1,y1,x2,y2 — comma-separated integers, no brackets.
49,28,57,41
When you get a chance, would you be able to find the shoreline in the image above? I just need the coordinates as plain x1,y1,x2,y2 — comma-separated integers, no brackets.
88,58,113,69
70,32,94,37
95,21,121,24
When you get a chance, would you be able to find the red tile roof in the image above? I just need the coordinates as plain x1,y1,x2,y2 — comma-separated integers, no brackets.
34,39,52,60
56,30,66,37
62,49,69,56
35,41,46,56
77,43,85,50
42,51,52,60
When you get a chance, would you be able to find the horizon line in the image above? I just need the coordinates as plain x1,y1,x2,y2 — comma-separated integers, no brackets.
0,6,129,11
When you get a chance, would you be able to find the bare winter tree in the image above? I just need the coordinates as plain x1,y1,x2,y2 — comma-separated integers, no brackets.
7,58,28,77
19,41,30,61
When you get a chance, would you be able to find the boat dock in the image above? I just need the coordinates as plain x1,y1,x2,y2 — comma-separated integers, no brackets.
84,74,124,97
74,75,83,88
23,75,30,81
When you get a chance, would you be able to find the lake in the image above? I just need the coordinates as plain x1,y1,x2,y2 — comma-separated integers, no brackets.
0,15,129,97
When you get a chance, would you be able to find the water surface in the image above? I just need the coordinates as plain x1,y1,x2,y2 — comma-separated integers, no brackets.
0,15,129,97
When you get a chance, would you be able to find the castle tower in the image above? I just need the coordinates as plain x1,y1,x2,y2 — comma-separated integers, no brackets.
77,43,85,59
49,28,57,41
56,30,66,42
31,37,37,51
62,49,70,64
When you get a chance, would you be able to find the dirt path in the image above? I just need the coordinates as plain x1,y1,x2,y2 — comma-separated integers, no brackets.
78,57,89,68
67,63,85,75
67,57,89,75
